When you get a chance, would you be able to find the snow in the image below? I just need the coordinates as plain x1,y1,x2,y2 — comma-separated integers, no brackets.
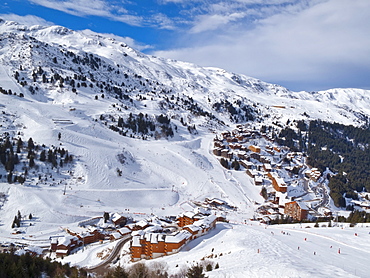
149,222,370,278
0,19,369,277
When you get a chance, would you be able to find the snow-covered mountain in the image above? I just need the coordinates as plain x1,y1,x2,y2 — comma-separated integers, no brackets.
0,19,369,276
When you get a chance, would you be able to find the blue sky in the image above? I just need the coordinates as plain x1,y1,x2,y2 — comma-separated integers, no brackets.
1,0,370,92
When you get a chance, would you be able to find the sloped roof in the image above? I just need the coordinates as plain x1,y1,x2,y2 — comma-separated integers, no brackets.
165,230,191,243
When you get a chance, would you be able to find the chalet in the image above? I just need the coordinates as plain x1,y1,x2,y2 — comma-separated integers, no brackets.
66,227,105,245
184,215,217,240
260,156,270,164
250,152,260,161
110,232,123,240
53,235,80,257
268,172,287,193
248,145,261,153
131,230,192,261
205,198,227,208
221,149,233,159
50,237,60,252
226,137,238,143
265,145,273,151
254,176,263,186
237,135,246,142
177,211,197,227
284,201,309,221
263,164,272,172
213,148,222,156
214,140,223,148
221,131,231,138
111,213,127,227
131,213,218,262
127,219,150,231
118,227,131,237
246,169,258,178
239,160,253,169
237,152,248,160
305,168,321,182
273,147,281,152
241,146,248,152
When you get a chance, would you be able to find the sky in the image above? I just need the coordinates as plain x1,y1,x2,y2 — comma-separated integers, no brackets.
0,0,369,92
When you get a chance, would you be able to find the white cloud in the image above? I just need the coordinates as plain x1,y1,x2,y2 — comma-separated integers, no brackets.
28,0,143,26
190,12,246,33
154,0,370,91
0,13,54,26
151,13,177,30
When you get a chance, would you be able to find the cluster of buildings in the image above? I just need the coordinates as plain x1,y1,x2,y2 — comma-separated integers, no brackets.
49,213,129,257
49,206,226,261
130,209,221,261
213,125,324,222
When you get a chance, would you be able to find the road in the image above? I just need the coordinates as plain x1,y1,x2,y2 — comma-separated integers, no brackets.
86,235,132,276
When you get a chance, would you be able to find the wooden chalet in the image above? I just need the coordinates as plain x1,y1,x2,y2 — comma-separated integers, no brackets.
284,201,309,221
131,230,192,261
263,163,272,172
267,172,287,193
111,213,127,227
305,168,321,182
254,176,263,186
183,215,217,240
130,214,217,261
213,148,222,156
248,145,261,153
250,152,260,161
52,235,80,257
239,160,253,169
221,149,233,159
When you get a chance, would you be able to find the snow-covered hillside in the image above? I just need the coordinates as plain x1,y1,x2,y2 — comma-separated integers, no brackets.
0,19,369,277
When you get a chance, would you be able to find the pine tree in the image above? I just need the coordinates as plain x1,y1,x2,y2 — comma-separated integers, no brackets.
103,212,110,223
16,138,23,153
29,156,35,168
40,150,46,162
27,138,34,150
186,264,207,278
29,213,33,220
7,172,13,184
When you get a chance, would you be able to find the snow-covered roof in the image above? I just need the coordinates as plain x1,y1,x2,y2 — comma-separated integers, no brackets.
118,227,131,235
111,212,124,222
183,211,196,219
193,214,217,228
184,224,201,232
137,220,149,227
58,235,78,246
165,230,191,243
132,236,141,247
111,232,122,240
296,201,310,210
